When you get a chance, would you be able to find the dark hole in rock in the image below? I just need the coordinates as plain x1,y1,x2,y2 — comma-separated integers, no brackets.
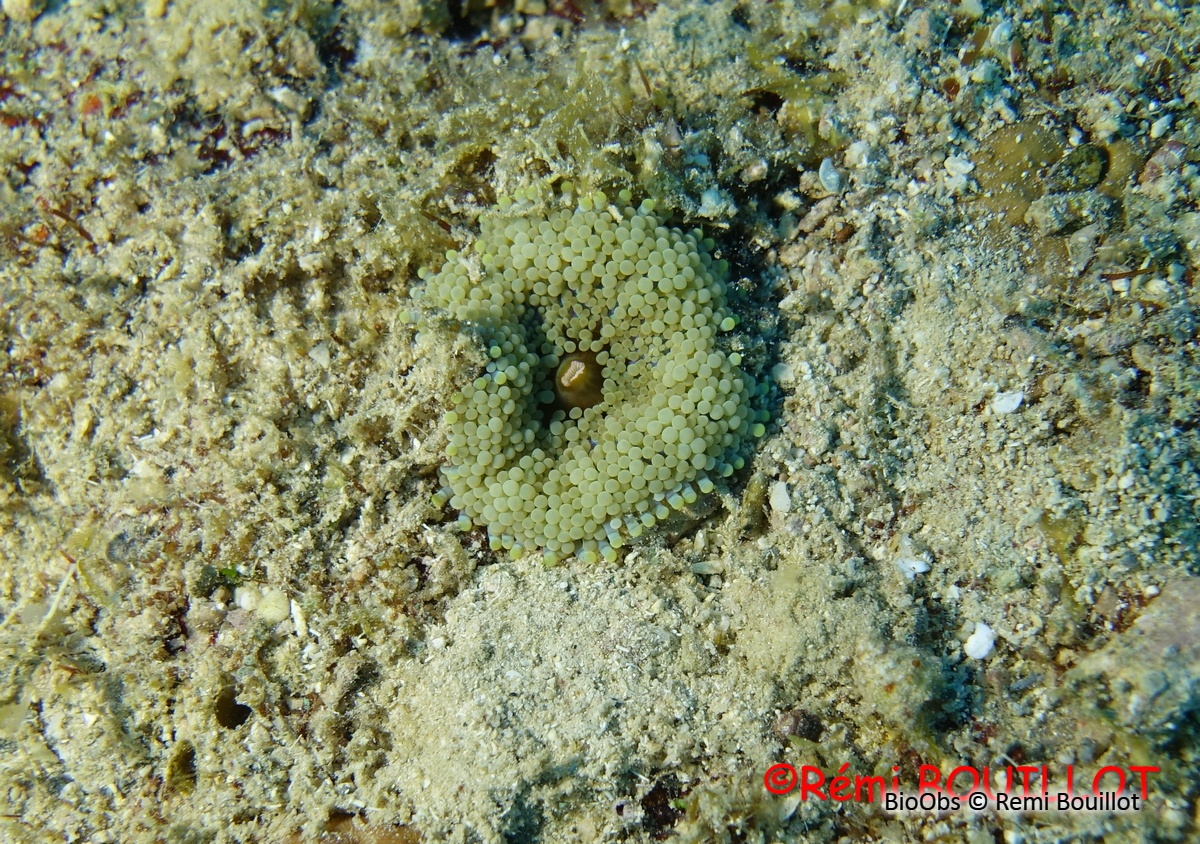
214,686,252,728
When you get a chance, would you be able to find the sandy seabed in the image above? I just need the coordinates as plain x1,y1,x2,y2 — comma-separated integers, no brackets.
1,0,1199,841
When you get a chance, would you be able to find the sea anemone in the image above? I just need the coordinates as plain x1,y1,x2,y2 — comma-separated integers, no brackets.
418,189,766,563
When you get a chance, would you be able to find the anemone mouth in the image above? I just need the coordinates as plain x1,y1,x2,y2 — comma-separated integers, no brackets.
553,350,604,411
422,190,765,563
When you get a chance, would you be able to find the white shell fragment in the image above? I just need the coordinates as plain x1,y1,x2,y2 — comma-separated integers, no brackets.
769,480,792,515
291,599,308,638
845,140,871,169
257,588,292,624
234,585,260,611
964,622,997,659
991,391,1024,414
894,535,931,580
697,188,733,218
690,560,724,575
944,155,976,177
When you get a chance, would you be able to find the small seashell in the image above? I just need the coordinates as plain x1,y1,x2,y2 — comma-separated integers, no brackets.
818,157,843,193
1139,140,1185,185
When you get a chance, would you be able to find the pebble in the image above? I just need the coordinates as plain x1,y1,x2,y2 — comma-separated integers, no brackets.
2,0,43,21
1044,144,1108,193
944,155,976,177
1149,114,1172,140
1024,192,1116,236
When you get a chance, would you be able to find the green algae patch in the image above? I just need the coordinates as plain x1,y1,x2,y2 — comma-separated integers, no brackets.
416,189,767,563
